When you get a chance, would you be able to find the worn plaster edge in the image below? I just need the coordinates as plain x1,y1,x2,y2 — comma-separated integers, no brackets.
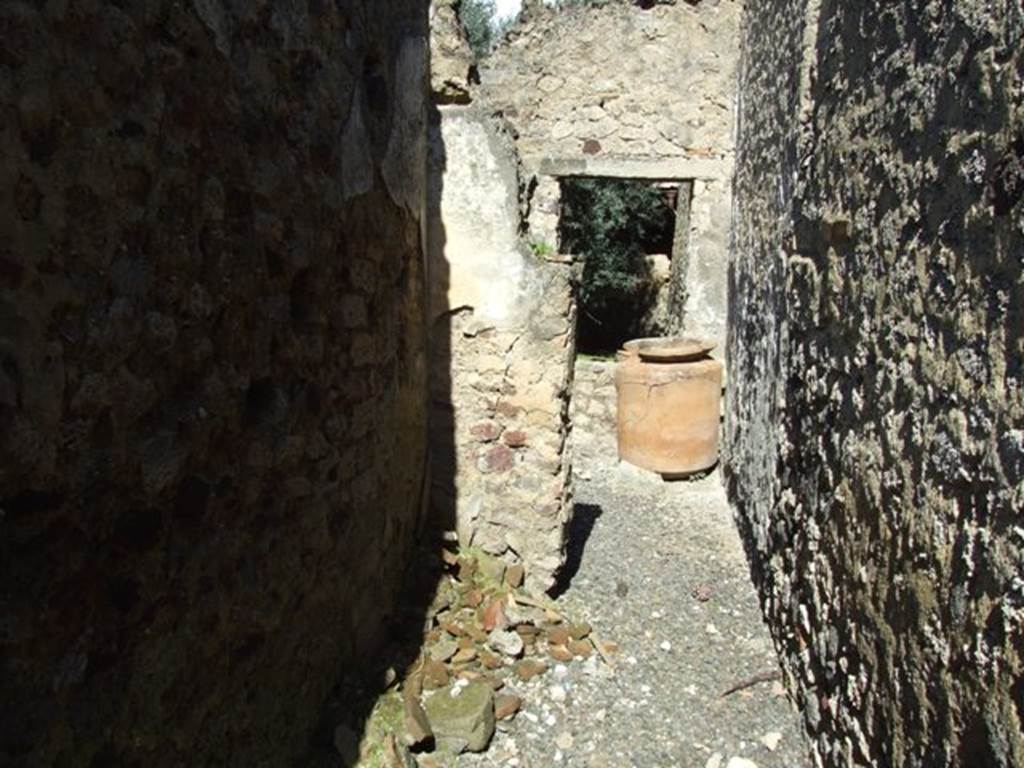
528,155,734,181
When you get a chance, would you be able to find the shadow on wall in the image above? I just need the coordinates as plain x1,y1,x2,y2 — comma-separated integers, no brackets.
0,5,445,767
425,102,458,556
302,103,455,767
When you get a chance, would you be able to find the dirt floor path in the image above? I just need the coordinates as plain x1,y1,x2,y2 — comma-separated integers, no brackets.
459,429,811,767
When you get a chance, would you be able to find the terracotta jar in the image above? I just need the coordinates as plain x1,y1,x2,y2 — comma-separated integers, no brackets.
615,337,723,476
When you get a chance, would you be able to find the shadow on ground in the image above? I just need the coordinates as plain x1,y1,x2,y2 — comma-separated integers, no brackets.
302,536,451,767
549,502,604,599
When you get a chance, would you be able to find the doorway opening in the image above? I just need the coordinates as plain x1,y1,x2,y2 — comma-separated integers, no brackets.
558,176,691,356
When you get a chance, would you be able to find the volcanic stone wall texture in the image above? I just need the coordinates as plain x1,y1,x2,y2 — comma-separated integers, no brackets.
728,1,1024,766
0,2,428,765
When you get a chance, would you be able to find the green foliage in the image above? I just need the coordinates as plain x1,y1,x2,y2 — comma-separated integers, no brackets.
528,238,556,258
459,0,496,58
560,178,674,351
493,13,517,42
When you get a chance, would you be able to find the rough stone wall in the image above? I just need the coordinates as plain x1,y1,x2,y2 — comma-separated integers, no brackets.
0,3,428,765
429,0,475,103
483,0,737,162
428,104,575,591
568,358,617,471
483,0,739,351
728,1,1024,766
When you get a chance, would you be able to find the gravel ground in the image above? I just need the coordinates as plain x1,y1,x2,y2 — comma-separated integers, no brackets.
459,450,812,768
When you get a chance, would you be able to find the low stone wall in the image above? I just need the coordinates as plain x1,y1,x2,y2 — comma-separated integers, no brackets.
0,3,429,765
729,1,1024,766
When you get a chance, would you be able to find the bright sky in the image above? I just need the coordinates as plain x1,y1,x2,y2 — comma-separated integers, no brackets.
493,0,523,26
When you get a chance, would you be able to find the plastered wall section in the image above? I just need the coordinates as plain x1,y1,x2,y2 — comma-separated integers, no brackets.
428,105,575,591
482,0,739,351
0,3,429,765
728,1,1024,766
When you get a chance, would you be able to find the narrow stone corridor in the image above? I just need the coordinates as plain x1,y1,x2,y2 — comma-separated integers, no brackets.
448,373,808,768
2,2,1019,766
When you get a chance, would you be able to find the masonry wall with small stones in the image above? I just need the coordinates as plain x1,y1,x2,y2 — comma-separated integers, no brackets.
728,1,1024,766
427,5,576,592
0,3,429,765
427,102,576,592
568,358,618,472
483,0,740,350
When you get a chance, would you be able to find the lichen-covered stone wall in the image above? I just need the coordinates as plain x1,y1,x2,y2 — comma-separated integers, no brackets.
0,2,428,765
728,1,1024,766
482,0,739,351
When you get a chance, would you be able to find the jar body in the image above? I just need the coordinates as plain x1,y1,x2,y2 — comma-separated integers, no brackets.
614,345,723,475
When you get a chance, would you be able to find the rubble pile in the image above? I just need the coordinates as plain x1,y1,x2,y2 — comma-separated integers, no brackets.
336,548,617,766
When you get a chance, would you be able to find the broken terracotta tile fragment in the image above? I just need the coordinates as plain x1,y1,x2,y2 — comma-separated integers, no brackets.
569,622,592,641
568,639,593,658
547,625,571,646
482,597,509,631
547,643,574,663
514,659,548,681
495,693,522,721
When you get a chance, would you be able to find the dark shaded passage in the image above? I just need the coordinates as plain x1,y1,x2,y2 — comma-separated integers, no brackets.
301,97,456,767
0,5,446,767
